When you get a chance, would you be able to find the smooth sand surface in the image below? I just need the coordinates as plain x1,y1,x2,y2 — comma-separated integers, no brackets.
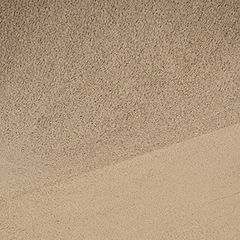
1,124,240,239
1,0,240,198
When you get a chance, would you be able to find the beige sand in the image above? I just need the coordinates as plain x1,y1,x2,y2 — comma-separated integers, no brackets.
1,0,240,198
1,123,240,239
0,0,240,238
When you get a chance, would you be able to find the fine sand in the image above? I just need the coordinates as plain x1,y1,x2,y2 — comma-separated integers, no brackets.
1,124,240,239
1,0,240,198
0,0,240,239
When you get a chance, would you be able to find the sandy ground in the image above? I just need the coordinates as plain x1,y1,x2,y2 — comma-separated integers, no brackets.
0,0,240,238
1,0,240,198
1,123,240,239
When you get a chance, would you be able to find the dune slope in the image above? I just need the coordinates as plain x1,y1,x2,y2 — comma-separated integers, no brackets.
0,0,240,200
1,123,240,239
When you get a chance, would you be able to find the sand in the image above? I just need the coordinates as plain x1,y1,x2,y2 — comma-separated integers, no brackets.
0,0,240,238
1,123,240,239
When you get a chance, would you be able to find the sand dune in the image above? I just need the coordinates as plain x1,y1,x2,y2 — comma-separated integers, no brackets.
1,0,240,197
0,0,240,238
1,124,240,239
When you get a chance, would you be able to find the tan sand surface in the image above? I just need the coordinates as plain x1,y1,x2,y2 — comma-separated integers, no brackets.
0,0,240,238
1,123,240,239
1,0,240,198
